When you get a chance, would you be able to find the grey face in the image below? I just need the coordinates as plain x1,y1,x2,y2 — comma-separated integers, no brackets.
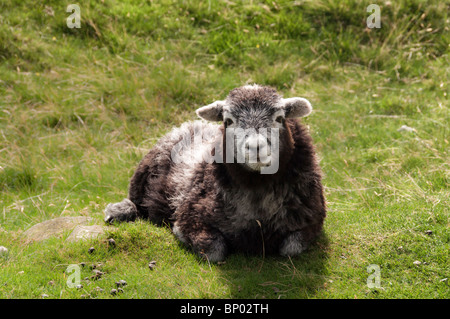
196,84,313,174
222,87,284,172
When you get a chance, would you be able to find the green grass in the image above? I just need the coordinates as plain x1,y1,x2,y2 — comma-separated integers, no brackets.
0,0,448,299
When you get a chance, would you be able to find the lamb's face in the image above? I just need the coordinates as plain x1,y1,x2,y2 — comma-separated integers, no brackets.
196,84,312,173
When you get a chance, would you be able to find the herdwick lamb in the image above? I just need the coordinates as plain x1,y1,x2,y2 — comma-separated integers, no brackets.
104,84,326,262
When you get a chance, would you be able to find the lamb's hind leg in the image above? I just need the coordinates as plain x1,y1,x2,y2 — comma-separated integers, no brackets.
279,223,323,257
104,198,138,224
279,231,307,257
173,221,228,263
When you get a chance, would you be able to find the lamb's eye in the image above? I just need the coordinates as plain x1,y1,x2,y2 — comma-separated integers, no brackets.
224,118,234,127
275,116,284,123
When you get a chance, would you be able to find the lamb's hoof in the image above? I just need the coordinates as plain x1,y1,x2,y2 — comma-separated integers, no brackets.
198,238,228,263
104,214,114,224
104,203,120,224
279,232,306,257
103,199,137,224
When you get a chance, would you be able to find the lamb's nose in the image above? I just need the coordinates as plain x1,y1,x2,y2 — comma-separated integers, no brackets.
245,134,269,159
246,137,260,153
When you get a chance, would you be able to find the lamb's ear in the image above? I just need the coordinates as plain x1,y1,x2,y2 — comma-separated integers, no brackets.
279,97,312,118
196,100,226,121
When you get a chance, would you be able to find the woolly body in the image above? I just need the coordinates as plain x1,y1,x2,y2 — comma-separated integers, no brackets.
105,85,326,262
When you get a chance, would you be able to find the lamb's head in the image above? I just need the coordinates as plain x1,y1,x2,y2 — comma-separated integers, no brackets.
196,84,312,174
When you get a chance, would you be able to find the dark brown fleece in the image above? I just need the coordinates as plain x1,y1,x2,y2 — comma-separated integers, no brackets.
128,118,326,257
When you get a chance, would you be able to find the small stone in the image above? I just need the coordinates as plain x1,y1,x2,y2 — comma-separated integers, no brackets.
117,288,124,293
148,260,157,270
0,246,8,255
116,280,127,287
76,284,83,289
91,269,104,280
413,260,421,265
88,247,95,254
44,6,54,17
80,262,86,267
397,125,416,133
41,294,49,298
94,286,104,293
110,289,117,295
425,230,433,235
108,238,116,247
440,278,448,282
48,280,55,286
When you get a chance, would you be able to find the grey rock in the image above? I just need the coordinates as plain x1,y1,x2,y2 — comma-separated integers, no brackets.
22,216,92,242
66,225,105,243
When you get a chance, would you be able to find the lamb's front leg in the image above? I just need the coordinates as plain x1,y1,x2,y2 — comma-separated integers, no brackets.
172,220,228,263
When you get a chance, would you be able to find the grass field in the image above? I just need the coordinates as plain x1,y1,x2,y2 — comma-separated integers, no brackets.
0,0,448,299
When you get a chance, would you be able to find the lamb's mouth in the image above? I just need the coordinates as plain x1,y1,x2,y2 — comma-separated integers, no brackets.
242,160,272,172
